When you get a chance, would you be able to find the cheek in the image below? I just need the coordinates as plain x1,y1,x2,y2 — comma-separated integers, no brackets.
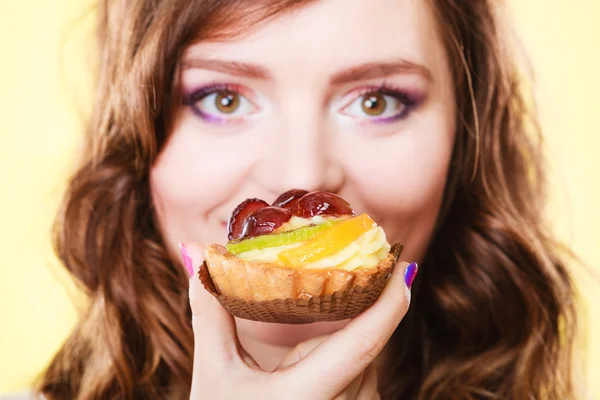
152,122,246,206
354,136,451,211
149,114,257,246
339,107,455,257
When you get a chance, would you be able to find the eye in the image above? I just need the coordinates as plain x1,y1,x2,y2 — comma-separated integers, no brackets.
340,90,411,121
193,89,259,120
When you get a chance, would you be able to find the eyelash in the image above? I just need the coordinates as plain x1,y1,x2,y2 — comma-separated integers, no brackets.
183,82,421,125
184,83,243,102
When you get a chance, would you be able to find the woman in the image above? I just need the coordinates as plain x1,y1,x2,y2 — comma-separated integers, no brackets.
37,0,581,398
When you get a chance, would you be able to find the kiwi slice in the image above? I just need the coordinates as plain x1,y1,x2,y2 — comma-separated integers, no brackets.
226,220,338,255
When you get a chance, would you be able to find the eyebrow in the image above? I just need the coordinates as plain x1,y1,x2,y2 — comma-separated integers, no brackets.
181,58,433,83
181,58,272,80
330,60,433,84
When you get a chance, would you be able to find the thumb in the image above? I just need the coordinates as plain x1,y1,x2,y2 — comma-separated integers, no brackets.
179,242,241,368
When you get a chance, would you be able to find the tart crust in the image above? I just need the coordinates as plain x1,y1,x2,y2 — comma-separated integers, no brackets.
198,243,403,324
203,243,401,302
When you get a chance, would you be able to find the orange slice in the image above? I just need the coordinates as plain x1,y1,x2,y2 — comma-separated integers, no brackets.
278,214,376,266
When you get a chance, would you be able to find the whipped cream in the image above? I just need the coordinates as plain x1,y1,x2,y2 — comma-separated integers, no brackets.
276,215,340,231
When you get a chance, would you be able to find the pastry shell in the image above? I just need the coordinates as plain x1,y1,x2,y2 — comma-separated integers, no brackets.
199,243,403,324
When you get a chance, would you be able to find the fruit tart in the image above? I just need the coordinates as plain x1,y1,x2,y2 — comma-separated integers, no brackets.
199,190,403,324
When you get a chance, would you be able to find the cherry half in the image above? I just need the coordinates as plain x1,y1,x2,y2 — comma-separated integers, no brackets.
227,198,269,240
241,206,292,238
272,189,309,210
293,191,355,218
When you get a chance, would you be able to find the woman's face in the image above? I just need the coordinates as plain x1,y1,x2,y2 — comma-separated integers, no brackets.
151,0,455,345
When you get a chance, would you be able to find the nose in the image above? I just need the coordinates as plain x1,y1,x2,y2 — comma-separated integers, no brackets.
283,133,343,193
253,114,344,194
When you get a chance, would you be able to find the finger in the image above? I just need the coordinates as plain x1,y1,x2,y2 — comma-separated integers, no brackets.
181,242,241,368
333,370,365,400
277,334,328,369
355,364,379,400
284,261,417,397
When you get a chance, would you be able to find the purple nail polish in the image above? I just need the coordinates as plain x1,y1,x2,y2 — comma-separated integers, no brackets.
179,243,194,277
404,262,418,289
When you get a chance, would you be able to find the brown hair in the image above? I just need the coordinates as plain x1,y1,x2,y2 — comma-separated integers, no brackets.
38,0,581,399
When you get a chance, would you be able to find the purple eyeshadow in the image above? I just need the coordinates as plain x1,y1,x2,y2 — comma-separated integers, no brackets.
371,110,411,124
197,110,227,124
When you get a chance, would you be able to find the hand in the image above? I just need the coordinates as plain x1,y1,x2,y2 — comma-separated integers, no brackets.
277,335,380,399
182,243,415,400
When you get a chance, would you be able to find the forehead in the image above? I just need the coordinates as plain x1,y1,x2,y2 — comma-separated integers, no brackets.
183,0,444,78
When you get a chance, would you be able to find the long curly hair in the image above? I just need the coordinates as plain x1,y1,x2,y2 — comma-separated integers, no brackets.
38,0,582,399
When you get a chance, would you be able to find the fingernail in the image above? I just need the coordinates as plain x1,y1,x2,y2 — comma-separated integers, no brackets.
404,262,418,289
179,242,194,277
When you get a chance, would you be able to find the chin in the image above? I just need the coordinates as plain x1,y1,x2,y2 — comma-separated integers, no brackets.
236,318,350,347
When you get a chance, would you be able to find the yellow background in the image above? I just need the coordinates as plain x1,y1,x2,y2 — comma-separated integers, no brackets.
0,0,598,396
